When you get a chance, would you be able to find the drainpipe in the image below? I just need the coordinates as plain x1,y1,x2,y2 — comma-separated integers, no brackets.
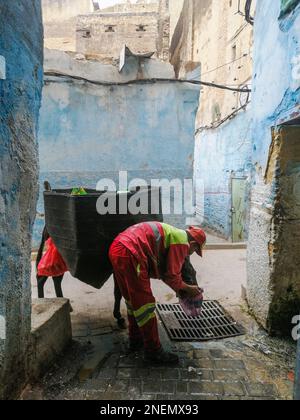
295,333,300,400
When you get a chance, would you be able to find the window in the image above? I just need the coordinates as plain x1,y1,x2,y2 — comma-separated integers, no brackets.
280,0,300,16
82,30,91,39
105,25,116,33
136,25,146,32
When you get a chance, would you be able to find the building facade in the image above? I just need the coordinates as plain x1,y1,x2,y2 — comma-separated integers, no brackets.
76,0,170,60
42,0,94,51
170,0,255,241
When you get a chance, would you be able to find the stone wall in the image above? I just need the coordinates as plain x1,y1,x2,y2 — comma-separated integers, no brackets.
76,0,169,60
76,12,159,58
42,0,94,51
0,1,43,398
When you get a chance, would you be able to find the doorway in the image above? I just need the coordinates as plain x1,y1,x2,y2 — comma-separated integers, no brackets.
267,124,300,335
231,178,247,243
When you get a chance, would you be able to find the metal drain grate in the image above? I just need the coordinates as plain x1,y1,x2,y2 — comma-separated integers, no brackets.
156,301,244,341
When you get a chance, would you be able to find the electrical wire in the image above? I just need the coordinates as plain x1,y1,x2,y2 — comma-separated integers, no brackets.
200,53,248,77
44,71,252,93
195,87,251,134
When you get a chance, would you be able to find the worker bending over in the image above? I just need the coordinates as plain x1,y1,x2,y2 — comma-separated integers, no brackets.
109,222,206,365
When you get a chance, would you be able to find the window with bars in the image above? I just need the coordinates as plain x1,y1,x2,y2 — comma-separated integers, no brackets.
280,0,300,16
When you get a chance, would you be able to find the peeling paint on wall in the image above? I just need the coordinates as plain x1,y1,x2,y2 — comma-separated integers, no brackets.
247,0,300,335
0,0,43,398
35,52,200,247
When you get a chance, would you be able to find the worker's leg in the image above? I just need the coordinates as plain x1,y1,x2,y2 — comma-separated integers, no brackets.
37,276,48,298
53,275,64,298
113,276,126,329
126,265,161,352
110,243,161,352
113,268,143,346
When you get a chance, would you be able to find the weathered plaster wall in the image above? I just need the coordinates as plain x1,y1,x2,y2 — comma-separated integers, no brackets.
247,0,300,334
170,0,255,239
76,12,160,58
0,1,43,398
169,0,184,42
76,0,170,60
194,110,252,239
42,0,94,51
35,50,199,247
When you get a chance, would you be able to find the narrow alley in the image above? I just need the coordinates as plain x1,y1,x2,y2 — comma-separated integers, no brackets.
0,0,300,403
23,243,295,400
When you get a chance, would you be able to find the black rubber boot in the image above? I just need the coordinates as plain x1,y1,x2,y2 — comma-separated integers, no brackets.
144,347,179,366
129,340,144,352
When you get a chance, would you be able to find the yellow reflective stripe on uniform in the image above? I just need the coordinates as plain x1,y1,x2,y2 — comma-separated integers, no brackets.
136,263,141,276
137,311,156,328
125,300,134,316
129,303,157,327
133,302,156,319
161,223,188,248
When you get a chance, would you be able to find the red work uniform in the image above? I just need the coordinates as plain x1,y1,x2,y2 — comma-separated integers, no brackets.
109,222,189,351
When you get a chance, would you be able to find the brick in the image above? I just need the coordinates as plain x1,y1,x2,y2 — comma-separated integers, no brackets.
161,380,176,395
83,379,109,392
246,383,278,398
117,368,135,379
97,368,117,380
223,382,246,397
213,369,249,382
189,381,223,396
102,391,128,400
181,369,212,381
142,380,162,394
193,349,211,359
193,359,214,369
161,368,180,380
214,360,245,370
134,368,149,378
156,394,171,400
209,349,226,359
108,379,129,393
176,381,188,394
147,369,163,380
128,379,142,395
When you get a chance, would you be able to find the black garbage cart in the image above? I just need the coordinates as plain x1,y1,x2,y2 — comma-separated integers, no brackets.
44,187,163,289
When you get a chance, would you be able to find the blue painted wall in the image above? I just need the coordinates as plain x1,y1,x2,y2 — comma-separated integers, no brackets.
194,109,252,240
247,0,300,332
36,78,199,246
0,0,43,397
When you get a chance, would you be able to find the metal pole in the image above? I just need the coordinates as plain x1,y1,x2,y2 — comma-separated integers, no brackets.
295,332,300,400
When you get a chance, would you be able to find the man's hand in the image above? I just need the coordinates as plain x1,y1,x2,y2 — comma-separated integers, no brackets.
178,283,203,299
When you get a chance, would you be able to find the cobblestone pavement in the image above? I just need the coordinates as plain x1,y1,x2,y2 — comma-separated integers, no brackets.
22,310,295,401
26,250,296,400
